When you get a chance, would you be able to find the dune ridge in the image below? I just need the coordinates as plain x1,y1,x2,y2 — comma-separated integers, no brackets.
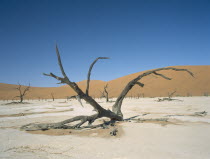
0,65,210,100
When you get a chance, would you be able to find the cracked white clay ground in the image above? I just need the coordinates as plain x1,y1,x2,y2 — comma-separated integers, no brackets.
0,97,210,159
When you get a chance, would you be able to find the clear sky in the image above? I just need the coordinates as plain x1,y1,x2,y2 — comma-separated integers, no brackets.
0,0,209,87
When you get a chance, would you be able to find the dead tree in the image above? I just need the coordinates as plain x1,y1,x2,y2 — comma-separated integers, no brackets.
168,91,176,99
51,93,55,101
99,84,109,102
15,83,30,103
157,90,177,102
104,84,109,102
21,45,194,131
99,90,105,98
203,92,208,97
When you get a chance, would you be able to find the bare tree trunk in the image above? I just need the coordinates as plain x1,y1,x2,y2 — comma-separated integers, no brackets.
112,68,193,117
112,80,144,117
104,84,109,102
51,93,55,101
168,91,176,99
158,90,177,102
20,96,23,103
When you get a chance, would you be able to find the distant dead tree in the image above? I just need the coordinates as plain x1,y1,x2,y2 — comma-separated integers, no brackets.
15,83,30,103
168,91,176,99
99,84,109,102
187,92,192,97
157,90,178,102
51,93,55,101
136,93,140,99
21,45,194,132
99,90,105,98
104,84,109,102
203,92,209,97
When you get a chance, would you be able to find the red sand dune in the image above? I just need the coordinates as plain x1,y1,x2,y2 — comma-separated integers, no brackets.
0,65,210,100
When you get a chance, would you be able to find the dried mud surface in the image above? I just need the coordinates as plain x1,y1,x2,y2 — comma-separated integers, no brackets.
0,97,210,159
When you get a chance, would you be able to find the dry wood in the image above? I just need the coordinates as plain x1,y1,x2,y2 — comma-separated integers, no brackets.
104,84,109,102
86,57,109,96
21,45,194,131
112,67,194,117
157,91,177,102
51,93,54,101
15,83,30,103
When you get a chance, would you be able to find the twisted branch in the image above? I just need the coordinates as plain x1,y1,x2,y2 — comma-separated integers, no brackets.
86,57,109,96
15,83,30,102
112,67,194,116
153,71,172,80
55,44,68,78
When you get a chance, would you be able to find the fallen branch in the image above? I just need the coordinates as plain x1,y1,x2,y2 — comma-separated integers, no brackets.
134,118,169,123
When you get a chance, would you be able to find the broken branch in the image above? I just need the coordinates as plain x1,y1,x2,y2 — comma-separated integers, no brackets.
86,57,109,96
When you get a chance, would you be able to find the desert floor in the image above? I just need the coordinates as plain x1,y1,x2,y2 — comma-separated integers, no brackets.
0,97,210,159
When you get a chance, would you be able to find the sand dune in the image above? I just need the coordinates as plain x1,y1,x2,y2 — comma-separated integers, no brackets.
0,65,210,100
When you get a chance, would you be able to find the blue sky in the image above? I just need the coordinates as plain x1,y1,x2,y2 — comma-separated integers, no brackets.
0,0,209,87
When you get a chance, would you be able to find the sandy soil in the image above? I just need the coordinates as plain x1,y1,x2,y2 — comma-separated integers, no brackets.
0,97,210,159
1,65,210,100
